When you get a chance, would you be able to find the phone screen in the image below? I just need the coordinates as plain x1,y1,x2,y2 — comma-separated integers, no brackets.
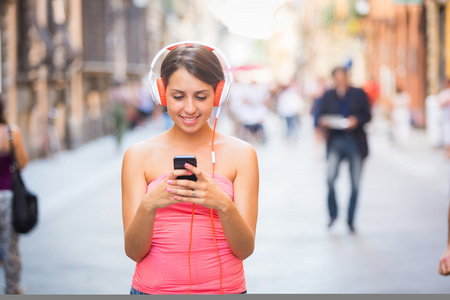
173,155,197,181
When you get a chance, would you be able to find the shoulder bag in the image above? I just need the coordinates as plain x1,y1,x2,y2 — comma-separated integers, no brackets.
8,126,38,234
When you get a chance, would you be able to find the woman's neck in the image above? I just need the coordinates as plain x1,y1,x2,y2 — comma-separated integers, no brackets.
167,123,214,149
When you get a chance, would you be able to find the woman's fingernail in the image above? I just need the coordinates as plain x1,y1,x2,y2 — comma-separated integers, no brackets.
167,180,172,184
188,171,193,175
185,163,189,168
167,188,173,193
174,196,179,200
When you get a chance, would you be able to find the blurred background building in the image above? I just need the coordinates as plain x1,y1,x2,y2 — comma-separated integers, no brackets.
0,0,450,158
1,0,154,158
300,0,450,129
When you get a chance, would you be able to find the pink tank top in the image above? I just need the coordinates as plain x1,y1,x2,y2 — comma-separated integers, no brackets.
131,174,246,294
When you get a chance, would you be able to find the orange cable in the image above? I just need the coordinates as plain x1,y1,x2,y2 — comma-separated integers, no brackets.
211,113,223,294
188,110,223,295
212,117,218,153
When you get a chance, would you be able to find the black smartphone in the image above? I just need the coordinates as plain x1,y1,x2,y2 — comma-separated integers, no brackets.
173,155,197,181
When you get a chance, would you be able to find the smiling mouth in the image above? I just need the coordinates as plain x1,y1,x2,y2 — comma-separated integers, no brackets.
180,116,200,122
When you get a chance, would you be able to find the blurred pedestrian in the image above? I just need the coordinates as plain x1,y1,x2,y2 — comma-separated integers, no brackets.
45,107,61,156
122,42,258,294
317,67,371,232
228,79,247,138
135,80,154,127
439,78,450,157
110,81,129,149
389,85,412,148
439,199,450,276
162,106,174,131
277,82,302,141
310,77,328,152
124,82,140,130
0,95,28,294
239,81,270,144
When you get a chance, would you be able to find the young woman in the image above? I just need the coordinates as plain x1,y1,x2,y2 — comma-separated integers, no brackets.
0,95,28,294
121,42,259,294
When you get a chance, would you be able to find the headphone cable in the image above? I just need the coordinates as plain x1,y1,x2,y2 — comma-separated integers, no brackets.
187,107,223,295
211,107,224,294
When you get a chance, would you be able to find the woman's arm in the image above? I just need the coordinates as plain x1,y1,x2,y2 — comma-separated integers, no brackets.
122,146,156,262
122,145,193,262
11,125,28,169
218,145,258,260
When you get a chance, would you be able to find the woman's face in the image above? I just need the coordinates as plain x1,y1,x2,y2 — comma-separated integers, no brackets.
166,68,215,134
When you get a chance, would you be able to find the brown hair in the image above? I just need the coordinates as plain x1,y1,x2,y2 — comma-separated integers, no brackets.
160,44,224,91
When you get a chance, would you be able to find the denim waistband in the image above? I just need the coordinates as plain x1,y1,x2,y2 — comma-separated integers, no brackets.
130,286,247,295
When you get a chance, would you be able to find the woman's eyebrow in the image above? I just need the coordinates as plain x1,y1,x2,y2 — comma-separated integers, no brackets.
169,89,186,93
169,89,210,94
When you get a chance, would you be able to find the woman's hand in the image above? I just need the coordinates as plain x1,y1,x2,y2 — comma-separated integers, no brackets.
439,247,450,276
141,168,195,211
166,163,231,211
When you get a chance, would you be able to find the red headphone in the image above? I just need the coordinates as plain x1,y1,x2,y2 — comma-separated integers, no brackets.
148,41,233,107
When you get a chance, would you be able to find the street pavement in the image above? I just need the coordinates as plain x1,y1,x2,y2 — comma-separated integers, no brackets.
2,111,449,294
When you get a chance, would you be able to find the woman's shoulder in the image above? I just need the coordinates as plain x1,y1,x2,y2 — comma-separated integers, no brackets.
217,132,257,159
217,133,258,182
123,132,170,161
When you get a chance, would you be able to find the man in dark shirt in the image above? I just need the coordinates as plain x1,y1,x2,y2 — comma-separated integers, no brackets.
317,67,371,232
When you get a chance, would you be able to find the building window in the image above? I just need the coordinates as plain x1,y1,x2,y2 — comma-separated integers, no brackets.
52,0,67,25
82,0,112,63
126,5,147,65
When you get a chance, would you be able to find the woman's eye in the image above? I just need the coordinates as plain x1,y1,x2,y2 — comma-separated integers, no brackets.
196,96,207,100
173,95,184,100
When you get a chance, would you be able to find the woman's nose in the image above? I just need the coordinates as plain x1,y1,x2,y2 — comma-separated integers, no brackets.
184,97,196,114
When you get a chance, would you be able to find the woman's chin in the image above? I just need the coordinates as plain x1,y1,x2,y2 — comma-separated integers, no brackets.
174,121,206,134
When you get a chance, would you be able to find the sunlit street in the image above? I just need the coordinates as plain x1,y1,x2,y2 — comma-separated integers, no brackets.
0,0,449,295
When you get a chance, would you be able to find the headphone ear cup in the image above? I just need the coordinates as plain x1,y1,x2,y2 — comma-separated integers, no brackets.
156,77,167,106
214,81,225,107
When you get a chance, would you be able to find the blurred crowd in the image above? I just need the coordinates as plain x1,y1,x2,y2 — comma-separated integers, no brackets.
220,67,448,153
104,67,450,156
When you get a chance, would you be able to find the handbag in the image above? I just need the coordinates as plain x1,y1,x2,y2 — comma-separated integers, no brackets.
8,127,38,234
